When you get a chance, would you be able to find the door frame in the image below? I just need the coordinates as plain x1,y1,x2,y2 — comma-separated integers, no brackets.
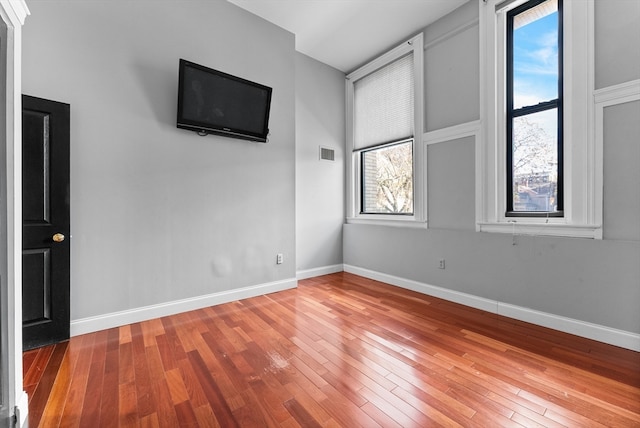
0,0,30,426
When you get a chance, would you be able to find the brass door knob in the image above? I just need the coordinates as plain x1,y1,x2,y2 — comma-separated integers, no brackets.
52,233,65,243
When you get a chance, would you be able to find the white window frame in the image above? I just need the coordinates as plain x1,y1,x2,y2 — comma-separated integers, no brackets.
346,33,425,227
478,0,601,239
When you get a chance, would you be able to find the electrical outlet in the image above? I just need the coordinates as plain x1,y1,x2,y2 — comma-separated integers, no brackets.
439,259,446,269
276,253,283,265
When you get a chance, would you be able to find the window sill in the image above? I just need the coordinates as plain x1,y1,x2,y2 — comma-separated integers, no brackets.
346,216,428,229
477,221,602,239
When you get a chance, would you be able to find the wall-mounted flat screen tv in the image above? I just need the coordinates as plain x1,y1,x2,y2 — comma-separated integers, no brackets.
177,59,272,142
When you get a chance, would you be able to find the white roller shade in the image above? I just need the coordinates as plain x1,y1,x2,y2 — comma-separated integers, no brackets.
353,53,414,150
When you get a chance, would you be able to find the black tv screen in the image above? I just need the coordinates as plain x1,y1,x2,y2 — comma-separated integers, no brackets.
177,59,272,142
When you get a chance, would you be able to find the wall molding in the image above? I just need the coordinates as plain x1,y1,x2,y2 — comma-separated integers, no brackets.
477,221,602,239
594,79,640,105
423,17,479,51
423,119,481,145
343,264,640,352
0,0,30,25
592,78,640,241
70,278,298,337
297,264,344,280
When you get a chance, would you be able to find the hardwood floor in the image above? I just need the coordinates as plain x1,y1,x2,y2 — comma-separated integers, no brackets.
24,272,640,427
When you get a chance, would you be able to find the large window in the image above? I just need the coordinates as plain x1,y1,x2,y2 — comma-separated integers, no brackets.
346,34,424,223
354,52,415,214
479,0,600,238
507,0,563,216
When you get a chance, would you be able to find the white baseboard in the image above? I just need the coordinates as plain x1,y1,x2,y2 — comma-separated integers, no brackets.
70,278,298,337
497,303,640,352
16,390,28,428
344,264,640,352
344,264,498,312
297,264,344,280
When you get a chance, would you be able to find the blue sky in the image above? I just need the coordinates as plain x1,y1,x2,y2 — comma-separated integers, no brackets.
513,11,559,109
511,7,560,178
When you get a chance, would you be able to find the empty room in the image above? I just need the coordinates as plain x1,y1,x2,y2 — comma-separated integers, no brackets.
0,0,639,426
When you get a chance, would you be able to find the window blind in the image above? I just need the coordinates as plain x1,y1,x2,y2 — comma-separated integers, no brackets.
353,53,414,150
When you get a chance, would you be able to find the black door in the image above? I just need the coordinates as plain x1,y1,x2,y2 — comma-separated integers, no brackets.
22,95,70,350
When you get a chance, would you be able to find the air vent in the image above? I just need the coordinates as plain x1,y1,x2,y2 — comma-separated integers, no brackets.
319,146,335,161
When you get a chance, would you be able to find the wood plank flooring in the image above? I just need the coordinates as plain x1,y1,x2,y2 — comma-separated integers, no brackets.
24,272,640,427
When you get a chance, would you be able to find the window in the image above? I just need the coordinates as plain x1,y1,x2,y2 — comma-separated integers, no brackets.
479,0,601,238
354,52,414,215
507,0,563,216
346,34,424,224
361,140,413,214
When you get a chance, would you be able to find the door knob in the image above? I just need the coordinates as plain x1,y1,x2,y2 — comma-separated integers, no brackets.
52,233,65,243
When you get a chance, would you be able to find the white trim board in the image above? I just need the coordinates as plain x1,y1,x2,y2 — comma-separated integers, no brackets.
16,390,28,428
423,17,479,51
70,278,297,337
297,264,344,280
593,79,640,105
423,120,481,146
343,264,640,352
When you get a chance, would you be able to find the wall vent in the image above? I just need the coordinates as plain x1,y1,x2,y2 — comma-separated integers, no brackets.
319,146,335,161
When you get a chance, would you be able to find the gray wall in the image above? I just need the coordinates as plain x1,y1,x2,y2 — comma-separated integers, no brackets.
427,136,476,230
595,0,640,90
424,0,479,131
603,100,640,241
344,0,640,334
22,1,296,320
295,53,345,273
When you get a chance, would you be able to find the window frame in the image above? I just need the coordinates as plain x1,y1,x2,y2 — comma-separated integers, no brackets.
478,0,601,239
346,33,425,226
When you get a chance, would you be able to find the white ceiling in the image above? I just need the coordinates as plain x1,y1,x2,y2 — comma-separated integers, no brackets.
227,0,469,73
